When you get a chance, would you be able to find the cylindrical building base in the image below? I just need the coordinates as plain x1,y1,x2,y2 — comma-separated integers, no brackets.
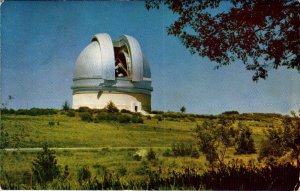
72,92,151,112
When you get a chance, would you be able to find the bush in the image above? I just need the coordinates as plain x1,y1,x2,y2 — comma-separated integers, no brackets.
120,109,132,114
133,154,142,161
151,110,164,114
66,110,75,117
222,111,239,115
80,112,93,122
0,108,15,114
48,121,55,126
94,113,108,122
78,107,91,113
15,108,58,116
146,115,151,120
147,148,156,161
32,145,60,187
131,115,143,123
117,115,131,123
77,166,91,184
155,115,163,122
162,149,173,157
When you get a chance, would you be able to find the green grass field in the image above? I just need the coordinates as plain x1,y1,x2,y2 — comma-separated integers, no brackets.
0,111,284,189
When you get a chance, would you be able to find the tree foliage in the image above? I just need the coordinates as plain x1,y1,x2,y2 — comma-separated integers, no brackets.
146,0,300,81
62,101,70,111
105,101,119,113
195,118,234,167
32,145,60,186
180,106,186,113
259,110,300,167
235,123,256,154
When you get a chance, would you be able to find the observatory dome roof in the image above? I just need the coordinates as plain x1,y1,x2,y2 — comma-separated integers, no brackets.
72,33,152,95
73,33,151,81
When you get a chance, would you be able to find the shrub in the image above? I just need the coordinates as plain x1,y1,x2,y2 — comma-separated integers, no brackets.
136,163,150,175
66,111,75,117
146,115,151,120
151,110,164,114
117,115,131,123
155,115,162,122
147,148,156,161
14,108,58,116
32,145,60,187
162,149,173,157
0,108,15,114
120,109,132,114
80,112,93,122
131,115,143,123
133,154,142,161
48,121,55,126
78,107,91,113
77,166,91,184
105,101,119,113
222,111,239,115
106,113,119,121
94,113,108,122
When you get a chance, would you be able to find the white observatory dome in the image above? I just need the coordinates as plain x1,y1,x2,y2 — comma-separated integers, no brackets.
71,33,152,113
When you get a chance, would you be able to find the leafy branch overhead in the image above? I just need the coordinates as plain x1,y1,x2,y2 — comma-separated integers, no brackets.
146,0,300,81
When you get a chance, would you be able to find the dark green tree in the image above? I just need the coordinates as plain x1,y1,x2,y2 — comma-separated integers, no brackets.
32,145,60,187
146,1,300,81
235,123,256,154
62,100,70,111
180,106,186,113
195,118,234,168
105,101,119,113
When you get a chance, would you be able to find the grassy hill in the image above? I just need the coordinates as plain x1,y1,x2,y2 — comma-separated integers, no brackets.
0,110,290,189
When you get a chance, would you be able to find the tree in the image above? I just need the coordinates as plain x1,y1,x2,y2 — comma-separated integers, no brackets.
259,110,300,167
195,118,234,168
62,100,70,111
235,123,256,154
105,101,119,113
146,1,300,81
32,145,60,187
180,106,186,113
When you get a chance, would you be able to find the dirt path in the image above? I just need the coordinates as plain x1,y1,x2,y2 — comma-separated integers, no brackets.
4,146,170,152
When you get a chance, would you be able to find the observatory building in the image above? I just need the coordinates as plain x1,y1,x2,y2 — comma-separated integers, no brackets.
71,33,153,113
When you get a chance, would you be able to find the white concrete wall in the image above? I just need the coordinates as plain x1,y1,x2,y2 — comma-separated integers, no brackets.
72,92,143,112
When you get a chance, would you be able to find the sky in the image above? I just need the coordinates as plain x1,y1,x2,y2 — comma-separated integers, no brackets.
1,1,299,114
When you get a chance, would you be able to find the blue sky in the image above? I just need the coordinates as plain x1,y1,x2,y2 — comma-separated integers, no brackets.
1,1,299,114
